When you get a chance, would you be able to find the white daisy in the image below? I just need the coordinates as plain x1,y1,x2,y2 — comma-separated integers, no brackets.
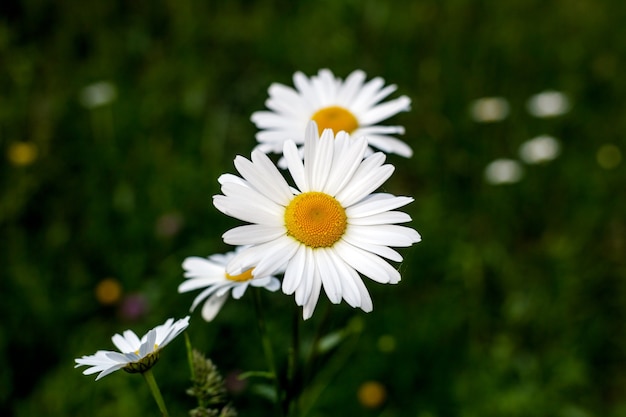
74,316,190,380
213,122,421,319
251,69,412,162
179,248,281,321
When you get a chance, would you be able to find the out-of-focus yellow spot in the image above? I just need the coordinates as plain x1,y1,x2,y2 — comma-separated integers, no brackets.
357,380,387,409
96,278,122,305
7,142,38,166
377,334,396,353
597,144,622,169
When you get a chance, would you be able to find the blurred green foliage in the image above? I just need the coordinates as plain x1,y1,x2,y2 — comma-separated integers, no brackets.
1,0,625,416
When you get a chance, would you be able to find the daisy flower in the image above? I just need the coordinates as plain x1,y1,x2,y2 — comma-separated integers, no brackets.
179,248,281,321
213,122,421,319
251,69,412,162
75,316,190,380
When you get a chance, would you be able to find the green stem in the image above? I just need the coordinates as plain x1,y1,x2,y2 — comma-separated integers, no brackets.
252,288,285,417
286,303,301,417
142,369,170,417
184,332,195,381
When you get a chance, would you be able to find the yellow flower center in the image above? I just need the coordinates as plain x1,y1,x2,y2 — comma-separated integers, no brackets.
311,106,359,135
226,268,254,282
284,192,347,248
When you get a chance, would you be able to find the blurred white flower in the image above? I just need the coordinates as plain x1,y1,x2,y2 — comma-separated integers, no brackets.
469,97,510,122
79,81,118,109
74,316,190,380
179,248,281,322
526,90,570,118
518,135,561,164
484,159,524,184
251,68,412,161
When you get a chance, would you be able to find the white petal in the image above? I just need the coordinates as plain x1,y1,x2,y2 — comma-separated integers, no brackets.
157,316,190,348
111,330,140,353
353,271,373,312
284,139,307,191
346,224,422,247
334,241,401,284
201,293,229,321
234,153,292,205
302,271,322,320
336,154,394,207
140,330,157,356
94,364,127,380
293,71,321,110
314,248,342,304
226,236,298,278
213,183,284,226
336,70,366,105
341,235,404,262
309,128,335,190
231,282,249,299
348,211,412,226
265,277,281,292
282,244,306,295
356,125,406,135
363,133,413,158
350,76,386,112
347,194,414,218
252,236,300,278
326,249,362,308
182,257,225,278
294,247,316,306
360,96,411,125
324,136,368,197
250,111,301,129
264,83,308,116
190,284,226,312
222,224,286,246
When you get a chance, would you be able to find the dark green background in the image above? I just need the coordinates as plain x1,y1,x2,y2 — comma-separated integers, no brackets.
2,0,625,416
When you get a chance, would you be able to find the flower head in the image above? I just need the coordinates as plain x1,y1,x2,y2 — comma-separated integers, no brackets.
74,316,190,380
251,69,412,163
213,122,421,319
179,248,281,321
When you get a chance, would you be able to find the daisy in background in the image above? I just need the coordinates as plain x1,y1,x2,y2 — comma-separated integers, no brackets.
251,69,412,164
179,247,281,321
75,316,190,380
213,121,421,319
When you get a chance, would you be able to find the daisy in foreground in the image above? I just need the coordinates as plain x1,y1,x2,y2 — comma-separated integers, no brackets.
74,316,190,380
213,121,421,319
179,248,281,321
251,69,413,162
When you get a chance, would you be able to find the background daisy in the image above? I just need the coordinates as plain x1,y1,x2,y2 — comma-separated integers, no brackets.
214,122,421,319
251,69,412,161
75,317,190,380
179,248,281,321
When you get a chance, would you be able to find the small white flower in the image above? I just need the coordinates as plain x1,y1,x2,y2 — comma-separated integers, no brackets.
213,121,421,319
79,81,118,109
74,316,190,380
179,248,281,321
484,159,524,185
526,90,570,118
519,135,561,164
469,97,510,122
251,69,412,163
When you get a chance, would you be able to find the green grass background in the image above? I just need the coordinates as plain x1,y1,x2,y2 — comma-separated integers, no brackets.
2,0,625,416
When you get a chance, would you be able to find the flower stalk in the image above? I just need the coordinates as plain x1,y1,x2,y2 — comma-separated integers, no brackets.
253,288,285,416
142,369,170,417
